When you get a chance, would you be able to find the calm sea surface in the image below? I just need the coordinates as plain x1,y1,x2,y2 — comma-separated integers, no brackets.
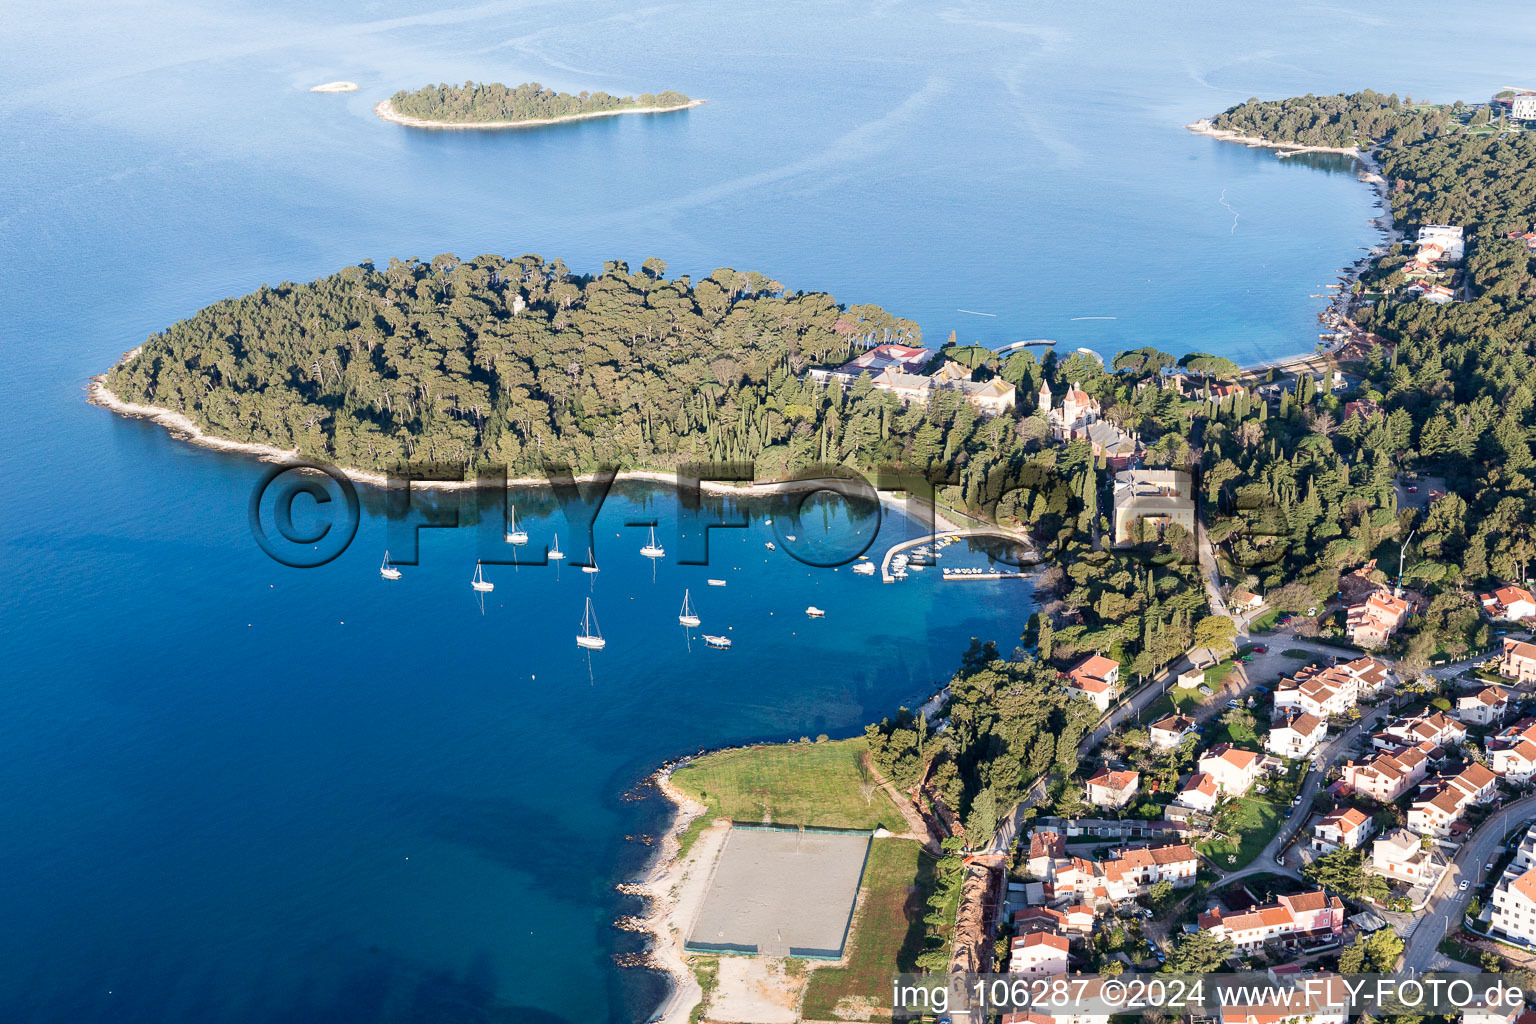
2,2,1534,1021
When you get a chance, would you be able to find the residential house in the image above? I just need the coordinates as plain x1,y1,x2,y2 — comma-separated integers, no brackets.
1417,224,1466,263
1026,830,1066,879
1407,762,1500,837
1197,890,1345,952
1312,807,1373,853
807,343,933,385
1480,585,1536,623
1198,744,1261,797
1173,772,1219,814
1266,709,1327,759
1342,745,1430,803
1491,720,1536,783
1220,974,1350,1024
1044,843,1198,905
1008,930,1070,975
1346,590,1410,649
1229,588,1264,615
1369,827,1439,886
1111,470,1195,547
1458,686,1511,728
1149,714,1196,750
1065,654,1120,712
1374,710,1467,751
1039,381,1142,467
1501,639,1536,684
1085,769,1140,810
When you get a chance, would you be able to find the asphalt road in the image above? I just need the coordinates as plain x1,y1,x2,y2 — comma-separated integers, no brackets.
1402,793,1536,972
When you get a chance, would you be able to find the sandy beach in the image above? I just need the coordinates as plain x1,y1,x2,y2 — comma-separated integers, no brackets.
373,96,705,131
309,81,359,93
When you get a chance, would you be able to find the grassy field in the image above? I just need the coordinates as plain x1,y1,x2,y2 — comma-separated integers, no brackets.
1197,797,1285,870
799,838,934,1020
671,738,905,837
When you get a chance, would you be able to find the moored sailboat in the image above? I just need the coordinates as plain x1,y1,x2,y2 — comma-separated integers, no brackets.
679,589,701,627
582,546,600,574
640,526,664,559
576,597,606,649
505,506,528,545
471,561,494,592
380,551,402,580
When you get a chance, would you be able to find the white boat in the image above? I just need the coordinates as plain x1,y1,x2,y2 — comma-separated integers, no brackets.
505,506,528,545
703,634,732,649
380,551,402,580
765,541,776,551
549,535,565,560
577,597,606,649
679,589,701,627
471,561,494,592
707,579,727,587
891,567,908,579
852,562,875,576
786,534,797,542
909,562,926,572
805,606,825,618
640,526,665,559
582,547,600,574
764,518,772,526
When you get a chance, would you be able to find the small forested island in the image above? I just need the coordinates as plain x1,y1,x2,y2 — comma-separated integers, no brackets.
376,81,698,129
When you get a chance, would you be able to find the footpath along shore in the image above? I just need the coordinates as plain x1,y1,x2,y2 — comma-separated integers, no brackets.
373,96,705,130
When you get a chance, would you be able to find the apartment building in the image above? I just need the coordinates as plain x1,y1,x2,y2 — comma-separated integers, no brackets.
1197,890,1345,952
1342,744,1430,803
1065,654,1121,712
1407,763,1500,837
1198,744,1261,796
1458,686,1511,728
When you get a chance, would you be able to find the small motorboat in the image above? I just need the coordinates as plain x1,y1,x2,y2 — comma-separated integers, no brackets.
786,534,797,542
707,579,727,587
703,634,732,650
805,606,825,618
765,542,776,551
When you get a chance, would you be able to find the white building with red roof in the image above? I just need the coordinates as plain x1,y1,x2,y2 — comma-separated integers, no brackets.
1008,930,1070,975
1491,823,1536,946
1481,584,1536,623
1173,772,1219,813
1408,762,1500,837
1266,709,1326,759
1149,713,1196,750
1374,709,1467,751
1198,743,1261,796
1085,769,1139,810
1370,827,1440,886
1043,843,1197,905
1064,654,1120,711
1342,745,1430,803
1501,638,1536,684
1457,686,1511,727
1026,830,1066,878
1346,590,1410,649
1491,719,1536,783
1312,807,1373,853
1197,889,1344,952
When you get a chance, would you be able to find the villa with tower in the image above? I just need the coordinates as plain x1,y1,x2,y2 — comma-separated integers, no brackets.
1039,381,1140,467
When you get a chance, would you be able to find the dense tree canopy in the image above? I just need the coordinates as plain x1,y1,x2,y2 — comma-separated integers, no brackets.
388,81,691,123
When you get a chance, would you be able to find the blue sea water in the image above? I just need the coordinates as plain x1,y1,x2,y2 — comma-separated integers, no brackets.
3,1,1535,1021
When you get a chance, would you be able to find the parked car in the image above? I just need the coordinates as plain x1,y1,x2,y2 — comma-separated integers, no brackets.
1460,880,1470,891
1227,699,1241,708
1253,645,1268,654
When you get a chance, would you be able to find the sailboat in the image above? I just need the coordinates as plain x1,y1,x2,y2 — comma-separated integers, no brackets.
679,589,701,627
640,526,664,559
548,534,565,560
471,561,494,592
380,551,402,580
582,546,600,574
505,506,528,545
576,597,606,649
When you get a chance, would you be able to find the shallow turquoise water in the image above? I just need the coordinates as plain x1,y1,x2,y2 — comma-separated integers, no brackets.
2,1,1533,1020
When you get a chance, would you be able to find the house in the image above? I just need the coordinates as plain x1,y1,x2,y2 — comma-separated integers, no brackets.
1342,745,1430,803
1369,827,1439,886
1312,807,1373,853
1501,639,1536,684
1085,769,1140,810
808,342,934,384
1491,720,1536,782
1480,584,1536,623
1043,843,1198,904
1039,380,1140,462
1375,709,1467,751
1417,224,1466,263
868,364,1019,416
1346,590,1410,649
1266,709,1327,759
1345,397,1381,421
1274,663,1361,719
1173,772,1219,814
1065,654,1120,711
1176,667,1206,689
1229,588,1264,614
1197,889,1345,952
1198,744,1261,796
1457,686,1511,727
1008,930,1070,975
1407,762,1500,837
1149,714,1196,750
1111,470,1195,547
1026,830,1066,879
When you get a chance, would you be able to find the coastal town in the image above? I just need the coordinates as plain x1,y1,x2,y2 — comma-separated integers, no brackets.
641,87,1536,1024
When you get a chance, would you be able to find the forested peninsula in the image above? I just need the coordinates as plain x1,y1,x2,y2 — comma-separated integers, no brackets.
377,81,697,128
